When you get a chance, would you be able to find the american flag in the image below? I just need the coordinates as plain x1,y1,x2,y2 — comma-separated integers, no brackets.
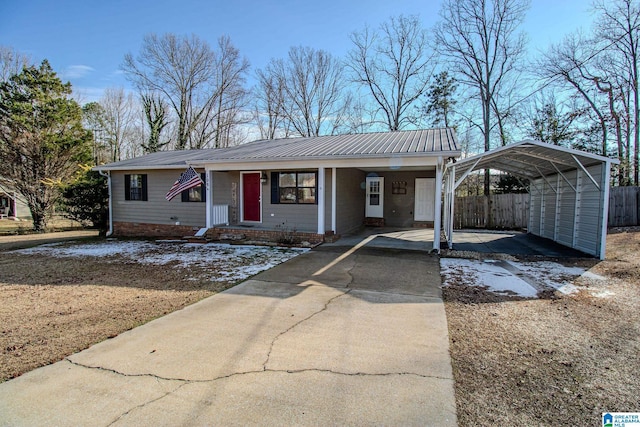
165,166,204,201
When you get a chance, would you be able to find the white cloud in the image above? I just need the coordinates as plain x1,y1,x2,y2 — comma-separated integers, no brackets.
62,64,95,79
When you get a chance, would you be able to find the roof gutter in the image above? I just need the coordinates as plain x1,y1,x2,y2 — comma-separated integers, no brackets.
98,170,113,237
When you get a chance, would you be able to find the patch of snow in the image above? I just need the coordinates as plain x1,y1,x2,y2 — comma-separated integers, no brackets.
581,271,606,281
440,258,539,297
14,240,308,283
589,289,615,298
440,257,591,298
15,240,157,258
556,283,579,295
507,260,585,292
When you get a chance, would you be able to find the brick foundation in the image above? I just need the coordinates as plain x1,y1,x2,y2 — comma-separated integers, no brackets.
207,227,325,245
412,221,435,228
364,217,385,227
112,221,328,245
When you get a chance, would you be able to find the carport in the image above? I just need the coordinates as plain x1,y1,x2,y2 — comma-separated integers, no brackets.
442,140,619,259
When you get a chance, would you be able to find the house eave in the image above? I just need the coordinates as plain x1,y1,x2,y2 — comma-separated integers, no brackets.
94,151,462,172
190,151,462,170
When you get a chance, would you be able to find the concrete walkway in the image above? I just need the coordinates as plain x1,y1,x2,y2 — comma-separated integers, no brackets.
0,230,457,426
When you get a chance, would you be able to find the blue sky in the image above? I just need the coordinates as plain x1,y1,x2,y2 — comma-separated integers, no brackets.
1,0,595,104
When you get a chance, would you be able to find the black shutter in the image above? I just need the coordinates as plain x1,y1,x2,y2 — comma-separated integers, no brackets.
124,174,131,200
271,172,279,204
141,174,148,201
201,173,206,202
181,188,189,202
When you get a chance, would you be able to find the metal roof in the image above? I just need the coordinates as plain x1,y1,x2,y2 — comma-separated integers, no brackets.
95,128,460,171
94,149,217,170
451,140,619,183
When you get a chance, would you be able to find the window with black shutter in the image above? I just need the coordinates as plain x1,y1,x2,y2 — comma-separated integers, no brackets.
124,174,148,201
270,171,317,204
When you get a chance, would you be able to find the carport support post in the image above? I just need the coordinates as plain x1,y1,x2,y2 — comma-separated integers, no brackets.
331,167,337,233
599,161,612,260
317,167,325,235
205,169,212,228
433,156,443,253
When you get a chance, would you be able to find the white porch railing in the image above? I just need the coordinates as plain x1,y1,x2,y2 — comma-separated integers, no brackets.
211,204,229,226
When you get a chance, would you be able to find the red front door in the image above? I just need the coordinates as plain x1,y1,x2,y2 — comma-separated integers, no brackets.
242,173,261,222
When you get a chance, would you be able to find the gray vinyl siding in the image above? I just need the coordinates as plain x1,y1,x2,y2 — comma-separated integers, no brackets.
111,170,206,227
211,171,239,224
379,170,436,227
336,168,366,235
260,169,317,232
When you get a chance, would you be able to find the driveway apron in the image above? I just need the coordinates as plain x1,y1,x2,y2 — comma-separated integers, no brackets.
0,231,457,426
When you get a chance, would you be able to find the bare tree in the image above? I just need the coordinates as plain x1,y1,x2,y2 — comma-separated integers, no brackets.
190,36,250,148
98,88,136,162
0,46,31,82
338,92,378,134
253,67,289,140
123,33,215,150
594,0,640,184
123,33,250,150
434,0,529,195
258,46,349,137
538,34,610,155
537,32,636,183
211,36,250,148
348,15,434,131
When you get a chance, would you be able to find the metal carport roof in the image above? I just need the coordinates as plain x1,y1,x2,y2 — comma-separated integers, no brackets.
443,140,619,260
451,140,616,185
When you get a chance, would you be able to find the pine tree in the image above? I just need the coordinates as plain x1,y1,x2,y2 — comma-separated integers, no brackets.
0,60,91,231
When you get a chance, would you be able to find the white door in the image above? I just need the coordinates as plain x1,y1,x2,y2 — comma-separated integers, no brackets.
365,176,384,218
414,178,435,221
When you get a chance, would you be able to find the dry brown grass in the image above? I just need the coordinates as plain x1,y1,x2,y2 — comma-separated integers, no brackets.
444,228,640,426
0,252,228,382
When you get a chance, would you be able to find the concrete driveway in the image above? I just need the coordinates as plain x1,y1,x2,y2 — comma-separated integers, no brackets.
0,230,457,426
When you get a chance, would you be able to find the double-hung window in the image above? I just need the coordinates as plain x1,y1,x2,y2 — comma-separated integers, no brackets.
124,174,148,201
271,171,317,204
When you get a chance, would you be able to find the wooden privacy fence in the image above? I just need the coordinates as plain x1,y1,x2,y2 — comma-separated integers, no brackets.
608,186,640,227
454,193,529,229
454,187,640,229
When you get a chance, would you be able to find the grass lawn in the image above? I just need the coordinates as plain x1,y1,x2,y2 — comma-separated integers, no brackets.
0,216,84,235
0,239,306,382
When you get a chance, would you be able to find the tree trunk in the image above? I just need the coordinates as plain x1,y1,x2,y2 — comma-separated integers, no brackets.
27,202,48,232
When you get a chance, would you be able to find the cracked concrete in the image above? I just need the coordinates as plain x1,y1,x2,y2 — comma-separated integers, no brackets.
0,233,457,426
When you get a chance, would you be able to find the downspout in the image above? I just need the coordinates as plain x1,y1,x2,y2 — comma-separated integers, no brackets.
98,170,113,237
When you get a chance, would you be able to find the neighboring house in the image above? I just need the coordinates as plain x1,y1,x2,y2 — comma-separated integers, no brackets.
0,182,31,220
95,129,460,251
